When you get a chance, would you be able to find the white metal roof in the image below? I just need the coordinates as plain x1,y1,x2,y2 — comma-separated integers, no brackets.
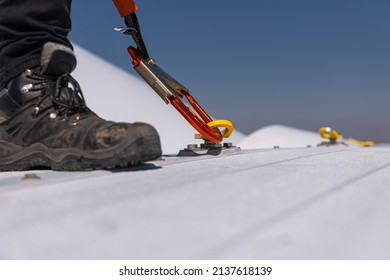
1,46,389,259
1,145,389,259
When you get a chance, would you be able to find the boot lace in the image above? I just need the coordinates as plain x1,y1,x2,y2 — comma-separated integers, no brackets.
22,69,88,118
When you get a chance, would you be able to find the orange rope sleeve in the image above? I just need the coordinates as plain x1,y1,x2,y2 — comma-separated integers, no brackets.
112,0,138,17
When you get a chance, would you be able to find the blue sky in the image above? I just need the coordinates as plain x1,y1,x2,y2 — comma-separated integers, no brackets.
70,0,390,142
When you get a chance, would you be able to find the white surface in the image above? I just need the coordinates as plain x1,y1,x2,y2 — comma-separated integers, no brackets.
1,146,390,259
238,124,322,149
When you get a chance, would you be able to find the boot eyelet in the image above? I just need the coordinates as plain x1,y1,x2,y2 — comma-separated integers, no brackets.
31,106,40,118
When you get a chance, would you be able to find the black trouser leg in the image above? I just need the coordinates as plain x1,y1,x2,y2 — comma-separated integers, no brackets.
0,0,73,88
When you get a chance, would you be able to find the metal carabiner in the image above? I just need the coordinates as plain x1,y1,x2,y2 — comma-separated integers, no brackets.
127,47,233,143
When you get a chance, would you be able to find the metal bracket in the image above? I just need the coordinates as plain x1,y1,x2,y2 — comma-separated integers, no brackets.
177,141,240,156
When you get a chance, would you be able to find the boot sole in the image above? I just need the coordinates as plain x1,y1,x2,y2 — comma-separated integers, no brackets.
0,135,162,171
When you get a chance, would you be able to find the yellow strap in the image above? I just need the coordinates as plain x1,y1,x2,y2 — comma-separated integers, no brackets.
348,138,375,147
207,120,234,138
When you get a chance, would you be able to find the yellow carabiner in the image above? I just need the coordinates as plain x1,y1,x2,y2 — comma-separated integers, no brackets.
319,126,375,147
319,127,343,141
207,119,234,138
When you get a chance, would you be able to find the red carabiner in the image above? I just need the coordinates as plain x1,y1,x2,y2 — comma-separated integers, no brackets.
169,90,223,143
127,48,223,143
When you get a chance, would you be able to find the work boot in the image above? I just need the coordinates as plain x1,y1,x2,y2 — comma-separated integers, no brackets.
0,42,162,171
